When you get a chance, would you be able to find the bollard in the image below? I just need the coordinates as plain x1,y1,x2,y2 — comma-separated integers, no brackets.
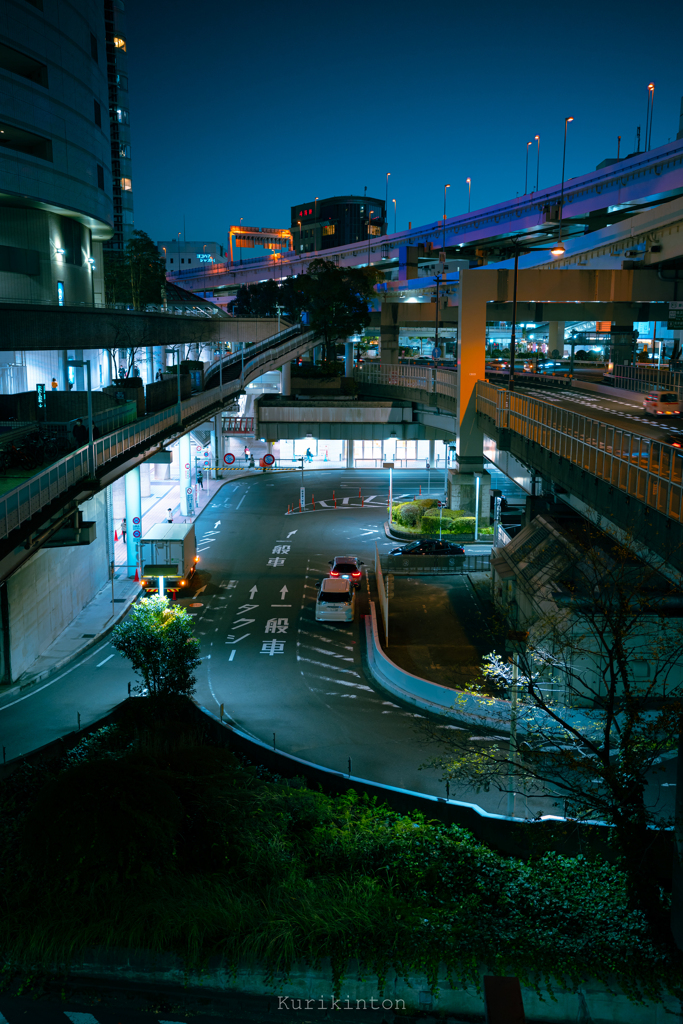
362,494,364,507
299,499,301,512
333,491,337,508
220,702,224,723
348,757,352,778
312,493,314,508
77,712,81,731
446,780,450,800
419,485,422,496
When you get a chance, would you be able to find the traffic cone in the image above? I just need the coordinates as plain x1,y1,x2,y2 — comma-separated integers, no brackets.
114,529,118,542
134,567,139,582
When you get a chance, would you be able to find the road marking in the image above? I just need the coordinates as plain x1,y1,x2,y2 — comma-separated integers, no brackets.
271,603,292,607
342,497,350,504
249,585,258,598
298,629,354,650
214,520,221,528
299,643,354,661
287,530,297,538
0,642,111,713
236,492,248,509
280,585,289,599
229,650,236,661
96,654,115,667
296,655,360,676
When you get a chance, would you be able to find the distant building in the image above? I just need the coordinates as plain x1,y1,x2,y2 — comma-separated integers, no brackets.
103,0,134,251
158,240,227,271
290,196,386,253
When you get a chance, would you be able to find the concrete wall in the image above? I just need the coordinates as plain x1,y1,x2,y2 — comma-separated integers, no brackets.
7,491,109,681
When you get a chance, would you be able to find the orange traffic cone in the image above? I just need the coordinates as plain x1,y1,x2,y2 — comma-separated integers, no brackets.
114,529,118,542
134,568,139,582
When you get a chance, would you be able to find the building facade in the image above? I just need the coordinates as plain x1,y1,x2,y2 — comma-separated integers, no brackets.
157,240,227,271
290,196,386,253
0,0,113,306
103,0,134,251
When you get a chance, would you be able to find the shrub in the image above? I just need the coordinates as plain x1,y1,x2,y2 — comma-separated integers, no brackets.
397,502,421,526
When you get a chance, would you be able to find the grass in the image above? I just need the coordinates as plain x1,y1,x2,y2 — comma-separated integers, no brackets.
0,698,679,1005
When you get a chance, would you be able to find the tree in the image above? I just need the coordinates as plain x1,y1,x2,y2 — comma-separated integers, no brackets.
103,230,166,310
424,521,683,939
111,595,201,699
301,258,382,362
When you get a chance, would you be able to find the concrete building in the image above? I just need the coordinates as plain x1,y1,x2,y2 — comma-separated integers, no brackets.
291,195,386,253
0,0,113,306
157,240,227,271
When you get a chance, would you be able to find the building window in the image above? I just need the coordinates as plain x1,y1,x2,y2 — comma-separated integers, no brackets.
57,281,64,306
0,121,52,161
120,177,132,190
322,225,335,236
0,41,48,87
90,33,98,62
116,108,129,124
116,73,128,91
119,143,131,158
181,258,184,264
97,164,104,189
113,36,126,51
94,100,101,126
170,258,173,264
188,258,191,264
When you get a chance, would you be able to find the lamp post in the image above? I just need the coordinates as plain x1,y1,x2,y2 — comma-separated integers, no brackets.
646,82,655,151
367,209,374,266
392,198,396,234
557,117,574,248
617,135,621,160
67,358,93,476
534,135,540,192
466,177,471,213
443,183,450,250
314,197,318,251
385,172,390,234
524,141,532,194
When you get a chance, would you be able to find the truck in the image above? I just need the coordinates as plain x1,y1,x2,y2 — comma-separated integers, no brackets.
139,522,198,596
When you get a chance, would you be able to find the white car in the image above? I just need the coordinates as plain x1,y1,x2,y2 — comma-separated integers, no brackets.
315,578,356,623
643,391,683,416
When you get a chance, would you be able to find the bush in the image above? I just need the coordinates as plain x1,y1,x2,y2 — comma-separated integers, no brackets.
397,502,421,526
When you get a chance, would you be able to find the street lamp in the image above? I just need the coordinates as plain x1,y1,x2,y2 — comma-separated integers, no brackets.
557,117,574,249
385,172,390,234
443,183,450,249
466,177,471,213
524,141,532,194
646,82,655,151
67,358,94,476
392,198,396,233
534,136,540,192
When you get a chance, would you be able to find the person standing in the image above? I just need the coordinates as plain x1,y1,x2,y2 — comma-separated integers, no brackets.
51,377,58,391
196,468,204,489
120,518,127,542
167,508,173,523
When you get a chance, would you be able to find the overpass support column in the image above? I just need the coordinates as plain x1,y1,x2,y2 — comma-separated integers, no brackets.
179,433,192,517
124,465,141,579
346,440,354,468
281,360,291,396
213,414,223,477
345,340,354,376
548,321,565,358
429,440,435,467
380,303,399,365
58,350,69,391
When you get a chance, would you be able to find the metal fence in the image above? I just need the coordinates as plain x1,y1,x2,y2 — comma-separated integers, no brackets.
607,365,683,399
380,553,489,575
355,362,457,402
476,379,683,524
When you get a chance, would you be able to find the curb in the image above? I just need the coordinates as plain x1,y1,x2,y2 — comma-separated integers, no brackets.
383,521,492,543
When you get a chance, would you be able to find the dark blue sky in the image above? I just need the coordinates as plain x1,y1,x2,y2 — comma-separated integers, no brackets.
128,0,683,247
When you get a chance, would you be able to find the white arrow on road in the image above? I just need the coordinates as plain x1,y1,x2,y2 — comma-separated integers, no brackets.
287,530,297,538
214,520,221,528
280,585,288,599
195,585,207,595
249,585,258,598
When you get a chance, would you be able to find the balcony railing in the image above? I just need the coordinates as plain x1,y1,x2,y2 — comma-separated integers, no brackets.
354,362,458,402
476,380,683,524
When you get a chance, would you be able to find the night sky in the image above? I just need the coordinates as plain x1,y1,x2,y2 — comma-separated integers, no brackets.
128,0,683,248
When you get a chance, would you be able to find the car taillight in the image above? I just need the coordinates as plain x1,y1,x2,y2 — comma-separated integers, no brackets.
673,442,682,448
352,571,361,577
330,571,339,576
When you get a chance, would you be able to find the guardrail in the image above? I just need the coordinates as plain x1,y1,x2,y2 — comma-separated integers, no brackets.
0,296,228,317
381,553,490,575
476,379,683,524
355,362,458,402
607,366,683,399
205,323,306,384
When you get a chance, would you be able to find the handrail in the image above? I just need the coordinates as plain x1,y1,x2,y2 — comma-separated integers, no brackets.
355,362,457,402
476,380,683,524
204,323,302,383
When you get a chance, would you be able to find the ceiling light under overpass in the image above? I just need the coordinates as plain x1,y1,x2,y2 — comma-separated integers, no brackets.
550,243,566,256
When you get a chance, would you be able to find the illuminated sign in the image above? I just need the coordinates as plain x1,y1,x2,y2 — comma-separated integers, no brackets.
196,253,214,262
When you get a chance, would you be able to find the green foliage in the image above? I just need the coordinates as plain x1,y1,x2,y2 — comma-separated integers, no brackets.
110,595,201,699
422,514,475,535
0,708,679,1006
104,230,166,309
396,502,421,526
301,258,382,360
231,276,307,322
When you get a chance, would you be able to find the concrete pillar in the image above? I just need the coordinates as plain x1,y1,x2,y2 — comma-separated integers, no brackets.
179,432,192,517
153,346,165,379
456,268,490,469
345,340,354,376
124,465,141,578
73,349,84,391
380,303,400,365
213,413,223,475
429,439,435,466
58,350,68,391
281,361,291,396
140,461,152,498
346,440,354,468
548,321,565,358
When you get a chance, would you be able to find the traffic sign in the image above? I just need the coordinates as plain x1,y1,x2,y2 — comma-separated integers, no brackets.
186,487,192,494
669,302,683,330
133,529,141,538
224,453,235,465
436,500,446,508
132,516,140,525
263,453,275,466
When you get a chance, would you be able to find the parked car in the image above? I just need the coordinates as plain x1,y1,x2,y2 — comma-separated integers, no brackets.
643,392,683,417
328,555,364,587
388,540,465,556
315,578,356,623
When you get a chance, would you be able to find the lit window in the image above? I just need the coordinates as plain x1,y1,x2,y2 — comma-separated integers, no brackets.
113,36,126,51
116,108,130,124
57,281,64,306
119,143,130,158
322,225,335,236
120,177,132,190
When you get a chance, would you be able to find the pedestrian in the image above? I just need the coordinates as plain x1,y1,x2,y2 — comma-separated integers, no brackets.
121,518,127,542
156,368,163,381
305,447,313,463
72,418,88,445
167,508,173,523
197,468,204,489
51,377,58,391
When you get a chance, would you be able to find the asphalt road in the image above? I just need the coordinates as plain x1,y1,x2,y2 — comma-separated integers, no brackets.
0,468,521,815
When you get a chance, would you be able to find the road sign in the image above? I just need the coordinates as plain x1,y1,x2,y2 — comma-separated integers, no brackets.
224,453,235,465
669,302,683,330
133,529,141,538
264,453,275,466
132,516,140,525
436,500,446,508
382,462,394,469
186,486,192,494
300,486,305,507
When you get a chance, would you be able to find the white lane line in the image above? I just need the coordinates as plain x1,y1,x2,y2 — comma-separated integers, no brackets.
298,629,354,650
296,655,360,676
236,491,248,509
298,643,353,661
0,642,111,712
229,650,236,661
304,672,374,692
96,653,115,667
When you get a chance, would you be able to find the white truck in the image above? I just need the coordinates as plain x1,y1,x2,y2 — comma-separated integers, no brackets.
139,522,198,596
